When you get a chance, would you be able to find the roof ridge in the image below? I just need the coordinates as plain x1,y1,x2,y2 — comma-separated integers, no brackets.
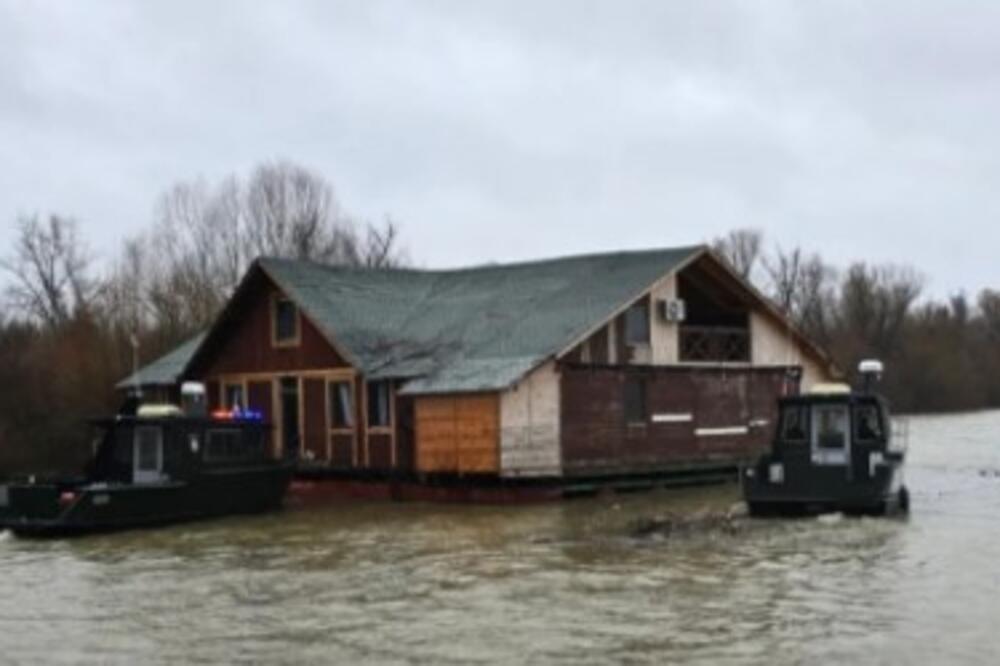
256,244,707,277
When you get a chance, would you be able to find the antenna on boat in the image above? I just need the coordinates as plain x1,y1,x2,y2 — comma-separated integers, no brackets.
858,359,884,394
129,332,143,400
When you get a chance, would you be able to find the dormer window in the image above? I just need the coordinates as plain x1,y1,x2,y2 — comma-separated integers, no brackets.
272,296,300,347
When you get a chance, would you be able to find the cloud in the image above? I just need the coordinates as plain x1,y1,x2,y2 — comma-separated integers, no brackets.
0,0,997,295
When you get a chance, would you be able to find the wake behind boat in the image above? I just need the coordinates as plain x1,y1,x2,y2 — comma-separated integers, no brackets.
0,384,293,537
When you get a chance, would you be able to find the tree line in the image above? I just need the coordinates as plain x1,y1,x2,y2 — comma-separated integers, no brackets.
713,228,1000,413
0,160,406,475
1,192,995,475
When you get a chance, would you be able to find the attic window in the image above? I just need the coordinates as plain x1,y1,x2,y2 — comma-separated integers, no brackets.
625,300,650,345
273,297,299,346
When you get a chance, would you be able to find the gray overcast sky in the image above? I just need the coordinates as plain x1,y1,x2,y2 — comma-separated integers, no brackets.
2,1,998,296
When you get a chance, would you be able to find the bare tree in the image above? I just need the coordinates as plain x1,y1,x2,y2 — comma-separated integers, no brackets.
712,228,763,281
838,263,924,358
0,215,95,328
978,289,1000,340
243,161,355,263
103,159,409,338
362,217,408,268
794,254,837,345
762,245,803,314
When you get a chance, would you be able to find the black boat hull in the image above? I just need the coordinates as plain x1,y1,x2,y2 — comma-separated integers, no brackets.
0,463,294,537
742,455,908,517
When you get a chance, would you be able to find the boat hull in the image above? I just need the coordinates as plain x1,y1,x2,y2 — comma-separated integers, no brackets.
742,455,908,517
0,463,295,537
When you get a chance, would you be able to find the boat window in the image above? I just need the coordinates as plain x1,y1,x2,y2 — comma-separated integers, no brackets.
367,381,391,428
780,406,809,443
205,429,260,462
812,405,849,450
135,427,162,472
329,381,354,429
855,404,884,443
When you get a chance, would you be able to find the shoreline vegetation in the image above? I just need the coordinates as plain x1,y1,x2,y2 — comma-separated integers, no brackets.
1,166,996,475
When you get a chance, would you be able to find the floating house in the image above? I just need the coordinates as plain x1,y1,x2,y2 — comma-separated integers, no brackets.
119,246,836,494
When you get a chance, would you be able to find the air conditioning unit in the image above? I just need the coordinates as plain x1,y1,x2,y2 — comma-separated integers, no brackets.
658,298,687,323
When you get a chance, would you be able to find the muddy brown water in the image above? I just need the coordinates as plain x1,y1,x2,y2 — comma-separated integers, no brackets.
2,411,1000,665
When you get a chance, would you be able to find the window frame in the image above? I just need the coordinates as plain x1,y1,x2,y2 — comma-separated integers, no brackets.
328,380,355,431
625,300,651,346
271,295,301,348
224,383,246,411
366,380,392,430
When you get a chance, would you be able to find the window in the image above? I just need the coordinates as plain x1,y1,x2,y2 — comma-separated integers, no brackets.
367,381,391,428
854,404,884,443
624,377,647,424
134,427,162,472
812,405,849,450
224,383,245,410
205,429,261,462
273,297,299,345
780,406,809,443
625,301,650,345
329,381,354,429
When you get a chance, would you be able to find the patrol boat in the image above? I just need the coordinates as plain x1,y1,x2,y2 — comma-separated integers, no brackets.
0,384,294,537
742,360,909,517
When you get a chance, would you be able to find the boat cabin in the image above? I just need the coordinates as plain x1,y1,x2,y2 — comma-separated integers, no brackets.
773,387,892,471
743,360,908,516
88,407,272,486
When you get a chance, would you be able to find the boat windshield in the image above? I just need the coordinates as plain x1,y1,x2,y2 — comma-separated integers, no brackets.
810,403,851,465
813,405,848,449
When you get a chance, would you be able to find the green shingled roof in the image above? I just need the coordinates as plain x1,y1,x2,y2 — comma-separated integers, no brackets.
116,333,206,389
121,246,706,395
257,246,703,394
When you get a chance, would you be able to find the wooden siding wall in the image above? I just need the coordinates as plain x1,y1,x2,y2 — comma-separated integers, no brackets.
303,378,327,461
415,394,500,474
247,380,275,453
560,365,793,476
499,362,561,478
198,281,351,376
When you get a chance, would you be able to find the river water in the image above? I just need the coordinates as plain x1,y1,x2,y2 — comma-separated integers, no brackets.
2,410,1000,665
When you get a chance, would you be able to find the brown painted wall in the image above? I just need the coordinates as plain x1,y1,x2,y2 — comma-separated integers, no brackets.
331,433,354,468
415,394,500,474
560,365,793,476
396,396,416,472
247,380,276,454
197,278,350,378
303,378,327,461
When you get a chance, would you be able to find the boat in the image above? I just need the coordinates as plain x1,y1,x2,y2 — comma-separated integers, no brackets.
0,385,294,537
742,360,909,517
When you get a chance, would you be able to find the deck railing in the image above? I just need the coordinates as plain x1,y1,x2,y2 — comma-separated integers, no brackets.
679,326,751,362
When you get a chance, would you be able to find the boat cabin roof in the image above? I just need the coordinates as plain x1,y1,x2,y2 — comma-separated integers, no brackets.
779,392,888,410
